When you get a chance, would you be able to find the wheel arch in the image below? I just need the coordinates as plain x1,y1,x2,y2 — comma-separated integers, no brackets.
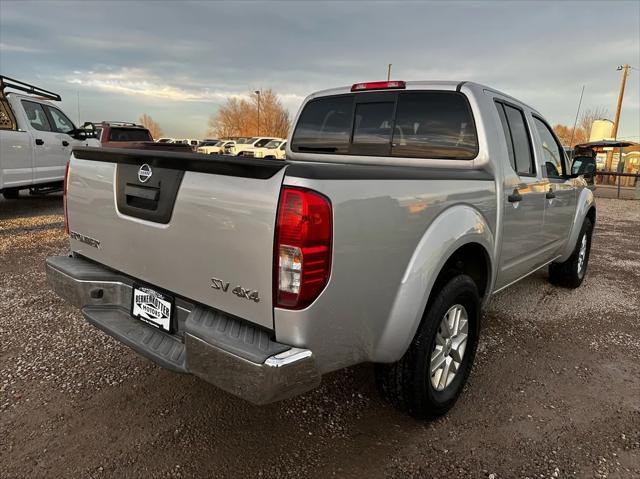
373,204,494,363
557,188,596,263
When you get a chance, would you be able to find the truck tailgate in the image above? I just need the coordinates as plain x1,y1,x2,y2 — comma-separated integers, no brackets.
67,148,287,330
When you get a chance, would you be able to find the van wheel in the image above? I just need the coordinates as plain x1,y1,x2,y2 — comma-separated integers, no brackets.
548,217,592,288
2,188,20,199
375,274,480,419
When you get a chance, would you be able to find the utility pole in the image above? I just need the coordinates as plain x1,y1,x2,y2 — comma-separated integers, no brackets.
255,90,261,136
606,64,630,171
387,64,392,81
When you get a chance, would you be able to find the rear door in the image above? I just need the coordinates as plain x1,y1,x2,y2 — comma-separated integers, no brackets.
493,100,548,289
67,149,287,330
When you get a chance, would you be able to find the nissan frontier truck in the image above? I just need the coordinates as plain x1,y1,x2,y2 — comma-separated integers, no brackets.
46,80,595,418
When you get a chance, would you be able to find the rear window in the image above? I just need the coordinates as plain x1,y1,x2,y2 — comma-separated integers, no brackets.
291,91,478,159
108,128,152,142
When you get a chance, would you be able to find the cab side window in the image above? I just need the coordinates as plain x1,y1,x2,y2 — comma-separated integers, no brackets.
44,106,75,134
533,117,566,178
22,101,52,132
255,138,272,147
494,101,535,176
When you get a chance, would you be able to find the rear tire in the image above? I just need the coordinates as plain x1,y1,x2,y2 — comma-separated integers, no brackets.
2,188,20,200
548,217,592,288
375,274,480,419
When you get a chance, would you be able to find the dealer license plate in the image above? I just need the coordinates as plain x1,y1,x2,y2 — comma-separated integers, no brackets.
131,285,174,333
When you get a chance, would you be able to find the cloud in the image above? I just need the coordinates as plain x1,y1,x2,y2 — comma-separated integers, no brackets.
63,67,307,117
2,0,637,138
0,42,43,53
65,67,249,102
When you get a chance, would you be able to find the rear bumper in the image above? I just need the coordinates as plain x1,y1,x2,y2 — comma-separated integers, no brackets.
45,255,321,405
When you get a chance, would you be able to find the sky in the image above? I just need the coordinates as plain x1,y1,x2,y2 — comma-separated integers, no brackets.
1,0,639,140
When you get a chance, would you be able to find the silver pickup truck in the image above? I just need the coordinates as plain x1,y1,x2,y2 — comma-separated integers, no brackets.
46,80,595,418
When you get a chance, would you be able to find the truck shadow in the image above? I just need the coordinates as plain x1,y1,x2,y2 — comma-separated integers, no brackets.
0,192,62,221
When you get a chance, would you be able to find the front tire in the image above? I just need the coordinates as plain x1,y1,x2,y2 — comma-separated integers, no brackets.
375,274,480,419
548,217,593,288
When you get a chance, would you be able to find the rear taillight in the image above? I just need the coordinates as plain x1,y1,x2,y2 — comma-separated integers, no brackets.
351,80,406,92
63,160,70,234
275,187,332,309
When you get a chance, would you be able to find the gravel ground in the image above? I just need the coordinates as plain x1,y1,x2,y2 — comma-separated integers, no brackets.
1,194,639,479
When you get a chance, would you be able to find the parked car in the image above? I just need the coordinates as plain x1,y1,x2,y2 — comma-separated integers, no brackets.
0,76,99,199
93,121,153,146
253,139,287,159
90,122,194,153
174,138,201,148
197,139,235,155
47,80,596,419
224,137,279,156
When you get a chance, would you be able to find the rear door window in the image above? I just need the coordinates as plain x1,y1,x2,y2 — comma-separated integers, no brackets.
22,101,52,132
494,101,535,176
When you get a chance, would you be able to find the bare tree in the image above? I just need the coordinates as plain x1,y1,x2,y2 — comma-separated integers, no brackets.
553,124,574,146
207,89,290,139
138,113,163,139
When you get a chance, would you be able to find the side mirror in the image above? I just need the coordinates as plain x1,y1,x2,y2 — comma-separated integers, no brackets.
571,156,596,184
73,123,97,140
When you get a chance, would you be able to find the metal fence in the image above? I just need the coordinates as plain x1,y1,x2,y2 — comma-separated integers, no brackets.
595,171,640,199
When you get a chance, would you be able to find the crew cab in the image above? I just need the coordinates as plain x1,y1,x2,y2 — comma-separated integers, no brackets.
224,137,279,156
252,139,287,159
0,76,99,199
46,80,595,418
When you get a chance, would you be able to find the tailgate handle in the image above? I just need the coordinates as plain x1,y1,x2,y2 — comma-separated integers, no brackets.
125,184,159,202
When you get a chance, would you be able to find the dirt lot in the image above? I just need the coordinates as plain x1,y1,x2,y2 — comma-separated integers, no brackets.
1,194,638,479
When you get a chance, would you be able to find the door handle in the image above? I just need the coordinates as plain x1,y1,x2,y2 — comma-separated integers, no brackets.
62,140,69,147
35,138,44,145
546,189,556,199
508,189,523,203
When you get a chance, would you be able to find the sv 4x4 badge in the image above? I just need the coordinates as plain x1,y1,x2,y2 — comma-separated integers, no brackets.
211,277,260,303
